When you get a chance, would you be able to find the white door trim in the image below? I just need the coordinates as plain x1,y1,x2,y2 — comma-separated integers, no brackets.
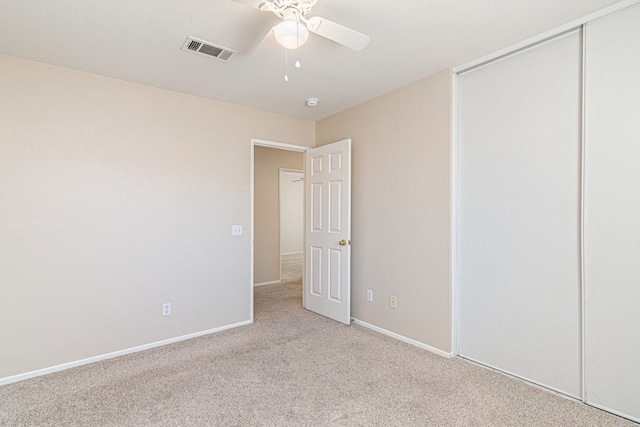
250,139,310,322
450,70,459,357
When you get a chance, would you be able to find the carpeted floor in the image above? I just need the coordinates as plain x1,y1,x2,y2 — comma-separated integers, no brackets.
280,252,303,285
0,258,636,426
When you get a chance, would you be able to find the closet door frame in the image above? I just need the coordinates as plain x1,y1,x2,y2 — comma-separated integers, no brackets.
456,28,584,398
450,0,640,405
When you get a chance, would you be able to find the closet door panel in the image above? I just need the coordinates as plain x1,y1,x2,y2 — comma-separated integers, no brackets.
584,3,640,422
458,30,582,397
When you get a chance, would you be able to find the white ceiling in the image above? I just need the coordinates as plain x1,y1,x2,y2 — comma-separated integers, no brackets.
0,0,625,121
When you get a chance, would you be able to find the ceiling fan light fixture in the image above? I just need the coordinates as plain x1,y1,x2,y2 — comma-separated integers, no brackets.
274,19,309,49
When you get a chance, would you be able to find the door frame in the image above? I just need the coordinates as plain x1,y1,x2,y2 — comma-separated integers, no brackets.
450,0,640,403
250,139,311,322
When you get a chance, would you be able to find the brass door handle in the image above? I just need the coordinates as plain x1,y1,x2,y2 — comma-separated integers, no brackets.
339,239,348,246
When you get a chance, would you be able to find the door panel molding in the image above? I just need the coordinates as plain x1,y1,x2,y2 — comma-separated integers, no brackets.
304,139,352,324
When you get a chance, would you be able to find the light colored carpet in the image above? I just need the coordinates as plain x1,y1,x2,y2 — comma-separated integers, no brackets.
0,260,636,426
281,252,303,285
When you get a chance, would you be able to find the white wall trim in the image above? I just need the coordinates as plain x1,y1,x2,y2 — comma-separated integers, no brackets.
251,142,255,322
253,139,311,152
254,280,282,287
449,68,459,357
580,23,588,404
0,320,252,386
352,318,453,359
453,0,640,74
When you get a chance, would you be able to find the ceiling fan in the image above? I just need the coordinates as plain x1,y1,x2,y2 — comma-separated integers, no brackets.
231,0,370,52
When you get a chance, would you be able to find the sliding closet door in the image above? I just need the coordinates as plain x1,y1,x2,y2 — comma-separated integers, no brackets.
458,30,582,397
584,4,640,422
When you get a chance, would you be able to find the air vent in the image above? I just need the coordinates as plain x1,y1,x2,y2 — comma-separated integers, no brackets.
181,37,237,63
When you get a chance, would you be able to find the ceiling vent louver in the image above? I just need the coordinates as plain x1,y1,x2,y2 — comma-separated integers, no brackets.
181,37,237,63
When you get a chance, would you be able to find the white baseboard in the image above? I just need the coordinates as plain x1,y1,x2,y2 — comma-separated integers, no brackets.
352,318,453,359
0,319,252,386
254,280,281,287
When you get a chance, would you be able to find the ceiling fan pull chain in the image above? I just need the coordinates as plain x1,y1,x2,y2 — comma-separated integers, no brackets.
284,49,289,82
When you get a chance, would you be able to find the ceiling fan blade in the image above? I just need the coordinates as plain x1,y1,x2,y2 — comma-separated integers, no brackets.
246,26,276,54
306,17,370,51
226,0,277,54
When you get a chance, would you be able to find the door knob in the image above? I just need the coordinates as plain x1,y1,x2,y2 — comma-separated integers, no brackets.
339,239,348,246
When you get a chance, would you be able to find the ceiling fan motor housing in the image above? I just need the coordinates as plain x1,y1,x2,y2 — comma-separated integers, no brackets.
259,0,318,18
251,0,371,51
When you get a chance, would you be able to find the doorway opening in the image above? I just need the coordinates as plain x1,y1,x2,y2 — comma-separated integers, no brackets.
250,139,310,321
279,169,304,285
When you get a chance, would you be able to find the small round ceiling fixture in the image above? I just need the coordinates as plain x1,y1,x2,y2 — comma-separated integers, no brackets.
306,98,319,107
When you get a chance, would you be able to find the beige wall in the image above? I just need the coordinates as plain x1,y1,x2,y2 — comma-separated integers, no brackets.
254,147,303,285
0,54,314,380
1,52,454,381
316,69,452,353
279,171,304,255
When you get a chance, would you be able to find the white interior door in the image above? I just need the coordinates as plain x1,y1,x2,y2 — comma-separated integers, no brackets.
304,139,351,324
457,30,583,397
